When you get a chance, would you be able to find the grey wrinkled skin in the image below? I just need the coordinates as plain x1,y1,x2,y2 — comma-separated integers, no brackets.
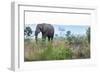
35,23,54,43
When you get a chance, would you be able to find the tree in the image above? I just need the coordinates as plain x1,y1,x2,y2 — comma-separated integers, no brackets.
55,34,58,37
66,31,72,45
66,31,71,37
24,26,32,37
86,27,90,43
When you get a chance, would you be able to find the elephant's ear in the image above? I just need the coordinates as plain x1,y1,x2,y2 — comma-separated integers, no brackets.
35,24,41,33
41,23,46,32
42,23,48,33
37,23,44,32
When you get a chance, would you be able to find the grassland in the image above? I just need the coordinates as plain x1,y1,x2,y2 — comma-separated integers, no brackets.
24,36,90,61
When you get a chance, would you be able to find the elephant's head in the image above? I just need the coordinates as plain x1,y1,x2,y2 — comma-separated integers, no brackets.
35,24,43,42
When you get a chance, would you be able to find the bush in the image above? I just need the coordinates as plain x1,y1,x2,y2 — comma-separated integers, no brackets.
39,43,72,60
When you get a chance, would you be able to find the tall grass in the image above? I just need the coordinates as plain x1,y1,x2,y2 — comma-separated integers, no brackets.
24,39,72,61
24,34,90,61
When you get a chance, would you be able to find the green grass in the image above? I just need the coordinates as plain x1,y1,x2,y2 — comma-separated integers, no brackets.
24,38,90,61
39,43,72,60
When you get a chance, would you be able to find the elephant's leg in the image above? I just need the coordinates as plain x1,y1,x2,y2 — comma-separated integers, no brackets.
47,36,53,44
48,36,50,41
41,35,46,47
50,36,53,43
51,35,53,41
42,35,46,42
51,37,53,41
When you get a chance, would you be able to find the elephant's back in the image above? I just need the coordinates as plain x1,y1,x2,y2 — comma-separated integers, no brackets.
43,23,54,35
45,24,54,30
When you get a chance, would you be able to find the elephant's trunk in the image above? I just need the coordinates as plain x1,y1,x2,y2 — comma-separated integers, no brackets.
35,36,38,43
35,31,38,43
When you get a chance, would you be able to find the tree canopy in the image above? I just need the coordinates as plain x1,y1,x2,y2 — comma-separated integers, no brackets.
24,26,32,37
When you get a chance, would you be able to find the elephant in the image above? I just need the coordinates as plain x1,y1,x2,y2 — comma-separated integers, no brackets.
35,23,54,43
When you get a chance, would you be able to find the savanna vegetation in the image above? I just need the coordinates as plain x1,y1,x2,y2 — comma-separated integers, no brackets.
24,26,90,61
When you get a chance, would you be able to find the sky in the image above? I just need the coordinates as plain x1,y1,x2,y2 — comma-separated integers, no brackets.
53,25,89,37
25,11,91,25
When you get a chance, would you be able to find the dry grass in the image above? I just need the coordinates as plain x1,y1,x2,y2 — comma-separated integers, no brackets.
24,38,90,61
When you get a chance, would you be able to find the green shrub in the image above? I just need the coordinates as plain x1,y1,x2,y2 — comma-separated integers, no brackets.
39,43,72,60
